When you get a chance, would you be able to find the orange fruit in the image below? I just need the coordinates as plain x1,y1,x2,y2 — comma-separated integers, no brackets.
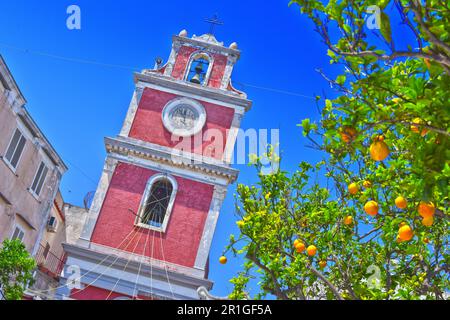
370,138,390,161
395,196,408,210
348,182,359,195
422,216,434,227
306,245,317,256
319,260,327,269
398,225,414,241
363,180,372,188
219,256,227,264
340,126,357,143
364,200,379,216
410,118,428,136
418,201,435,218
343,216,353,225
293,239,300,247
396,236,403,243
423,237,430,244
295,242,306,253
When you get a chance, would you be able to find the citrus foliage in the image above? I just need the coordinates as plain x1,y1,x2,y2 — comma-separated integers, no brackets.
0,239,36,300
225,0,449,300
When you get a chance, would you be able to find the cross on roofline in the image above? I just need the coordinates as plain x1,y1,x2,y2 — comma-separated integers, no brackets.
204,14,223,35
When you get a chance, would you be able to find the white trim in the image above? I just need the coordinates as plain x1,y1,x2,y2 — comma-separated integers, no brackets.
194,185,227,270
134,173,178,233
108,152,229,187
79,157,118,243
119,85,145,137
161,97,206,137
135,80,246,113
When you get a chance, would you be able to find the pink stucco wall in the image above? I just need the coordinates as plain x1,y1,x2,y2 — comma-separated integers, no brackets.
90,162,214,268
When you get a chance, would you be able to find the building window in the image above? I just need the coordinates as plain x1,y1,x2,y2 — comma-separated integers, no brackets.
186,53,211,85
137,174,178,232
3,128,26,170
11,226,25,242
30,162,48,197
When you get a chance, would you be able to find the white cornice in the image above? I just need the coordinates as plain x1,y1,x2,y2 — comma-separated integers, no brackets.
105,136,240,184
135,72,252,111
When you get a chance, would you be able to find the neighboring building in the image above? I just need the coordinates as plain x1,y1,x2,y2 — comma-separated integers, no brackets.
0,55,68,258
30,191,68,298
57,30,251,300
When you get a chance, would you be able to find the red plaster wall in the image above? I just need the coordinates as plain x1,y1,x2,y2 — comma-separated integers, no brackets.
90,162,214,268
207,54,227,89
128,88,234,160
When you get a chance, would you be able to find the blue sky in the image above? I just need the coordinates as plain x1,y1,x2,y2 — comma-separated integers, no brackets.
0,0,341,297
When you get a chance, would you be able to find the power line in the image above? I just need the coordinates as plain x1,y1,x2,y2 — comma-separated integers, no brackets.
0,42,317,100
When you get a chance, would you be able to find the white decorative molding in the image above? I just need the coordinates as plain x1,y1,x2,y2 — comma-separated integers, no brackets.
78,157,118,244
119,85,145,137
194,185,227,270
223,111,244,164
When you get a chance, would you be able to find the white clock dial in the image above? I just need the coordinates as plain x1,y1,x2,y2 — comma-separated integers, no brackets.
162,98,206,137
170,104,198,130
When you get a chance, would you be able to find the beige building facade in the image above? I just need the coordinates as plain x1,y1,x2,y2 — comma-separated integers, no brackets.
0,55,67,258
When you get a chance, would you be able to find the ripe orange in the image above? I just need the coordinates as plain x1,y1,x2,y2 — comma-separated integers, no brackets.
293,239,300,247
418,201,435,218
370,138,390,161
348,182,359,195
410,118,428,136
395,196,408,210
306,245,317,256
343,216,353,225
363,180,372,188
295,242,306,253
364,200,379,216
396,235,403,243
319,260,327,269
423,237,430,244
422,216,434,227
398,225,414,241
219,256,227,264
340,126,357,143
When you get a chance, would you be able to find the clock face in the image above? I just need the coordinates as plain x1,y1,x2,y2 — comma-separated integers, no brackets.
162,98,207,137
169,104,199,131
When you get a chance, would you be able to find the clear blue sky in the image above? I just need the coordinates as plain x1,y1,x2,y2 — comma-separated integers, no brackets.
0,0,341,297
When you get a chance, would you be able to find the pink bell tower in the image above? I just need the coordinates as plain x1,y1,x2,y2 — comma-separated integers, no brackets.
59,29,251,300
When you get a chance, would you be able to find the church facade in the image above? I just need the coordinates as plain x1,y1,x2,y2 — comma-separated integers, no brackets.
57,30,251,300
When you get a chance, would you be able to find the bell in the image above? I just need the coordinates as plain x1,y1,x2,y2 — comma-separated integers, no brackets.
190,73,201,84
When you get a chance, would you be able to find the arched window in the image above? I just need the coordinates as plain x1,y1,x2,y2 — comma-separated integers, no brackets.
186,53,211,85
136,174,178,232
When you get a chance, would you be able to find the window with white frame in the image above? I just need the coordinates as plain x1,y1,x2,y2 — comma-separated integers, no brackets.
30,161,48,196
11,226,25,242
137,174,178,231
3,128,26,170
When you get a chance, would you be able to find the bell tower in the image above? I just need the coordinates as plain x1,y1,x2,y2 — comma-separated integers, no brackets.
58,29,252,300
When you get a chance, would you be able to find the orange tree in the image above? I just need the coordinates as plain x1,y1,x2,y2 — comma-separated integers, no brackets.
224,0,449,300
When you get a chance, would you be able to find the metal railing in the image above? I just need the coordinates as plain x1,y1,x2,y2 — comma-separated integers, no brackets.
34,244,65,279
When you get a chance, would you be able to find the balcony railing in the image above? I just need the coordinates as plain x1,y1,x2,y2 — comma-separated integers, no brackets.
34,244,66,279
